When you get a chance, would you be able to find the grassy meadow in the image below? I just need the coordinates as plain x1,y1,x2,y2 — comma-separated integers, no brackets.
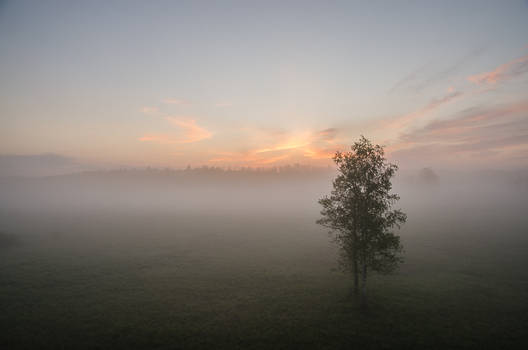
1,176,528,349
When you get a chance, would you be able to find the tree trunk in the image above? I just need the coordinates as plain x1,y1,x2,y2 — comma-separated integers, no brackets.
361,263,367,308
352,249,359,296
352,227,359,296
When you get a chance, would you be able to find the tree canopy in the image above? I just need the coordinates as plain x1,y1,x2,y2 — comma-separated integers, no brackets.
317,136,406,304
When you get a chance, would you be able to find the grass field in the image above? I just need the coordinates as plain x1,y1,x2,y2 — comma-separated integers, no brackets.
1,183,528,349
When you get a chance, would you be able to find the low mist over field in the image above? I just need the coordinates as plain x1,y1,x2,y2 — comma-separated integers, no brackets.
2,165,528,348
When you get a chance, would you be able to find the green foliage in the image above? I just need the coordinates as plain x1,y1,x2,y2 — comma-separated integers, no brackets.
318,136,406,280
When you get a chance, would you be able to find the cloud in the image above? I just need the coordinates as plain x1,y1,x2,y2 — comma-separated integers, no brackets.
255,128,342,155
389,99,528,165
254,154,291,165
402,100,528,142
410,47,486,92
317,128,338,141
389,47,485,93
207,127,343,166
165,117,212,143
303,147,337,160
468,54,528,85
388,63,429,94
139,117,212,144
255,133,312,154
381,90,463,131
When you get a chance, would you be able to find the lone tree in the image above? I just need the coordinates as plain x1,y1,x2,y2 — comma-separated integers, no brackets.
317,136,406,305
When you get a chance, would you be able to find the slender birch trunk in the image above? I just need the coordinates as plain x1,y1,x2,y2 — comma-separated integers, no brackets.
352,244,359,295
361,263,368,307
352,211,359,296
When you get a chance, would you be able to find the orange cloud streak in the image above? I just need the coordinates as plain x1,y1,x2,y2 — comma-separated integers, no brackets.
165,117,212,143
139,117,212,144
207,128,343,166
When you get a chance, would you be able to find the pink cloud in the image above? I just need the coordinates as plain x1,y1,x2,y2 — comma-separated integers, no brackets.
139,117,212,144
468,54,528,85
303,147,339,160
165,117,212,143
387,99,528,166
207,127,343,166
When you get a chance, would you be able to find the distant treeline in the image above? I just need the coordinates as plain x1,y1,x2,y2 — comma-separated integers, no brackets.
28,164,337,187
2,163,528,189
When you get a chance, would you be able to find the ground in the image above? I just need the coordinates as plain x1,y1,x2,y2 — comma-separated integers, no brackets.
1,205,527,349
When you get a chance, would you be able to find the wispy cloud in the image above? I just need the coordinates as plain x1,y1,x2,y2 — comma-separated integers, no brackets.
303,147,338,160
254,154,291,165
381,90,463,130
317,128,338,141
208,127,343,166
165,117,212,143
387,63,428,94
255,132,313,154
401,101,528,143
389,99,528,165
139,117,212,144
410,47,486,92
389,47,485,94
468,54,528,85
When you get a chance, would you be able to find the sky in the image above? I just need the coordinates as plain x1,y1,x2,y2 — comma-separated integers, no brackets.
1,0,528,170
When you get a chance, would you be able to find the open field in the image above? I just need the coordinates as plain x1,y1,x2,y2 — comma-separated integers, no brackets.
1,178,528,349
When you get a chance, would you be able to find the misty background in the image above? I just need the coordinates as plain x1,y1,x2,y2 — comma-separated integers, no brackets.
1,153,528,348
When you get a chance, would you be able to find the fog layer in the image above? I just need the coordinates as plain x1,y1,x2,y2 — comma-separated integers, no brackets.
1,168,527,348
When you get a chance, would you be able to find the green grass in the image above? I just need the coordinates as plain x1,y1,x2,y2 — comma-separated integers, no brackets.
1,210,528,349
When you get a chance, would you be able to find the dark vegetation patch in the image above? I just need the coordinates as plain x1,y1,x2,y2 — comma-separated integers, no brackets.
1,209,527,349
0,231,17,249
